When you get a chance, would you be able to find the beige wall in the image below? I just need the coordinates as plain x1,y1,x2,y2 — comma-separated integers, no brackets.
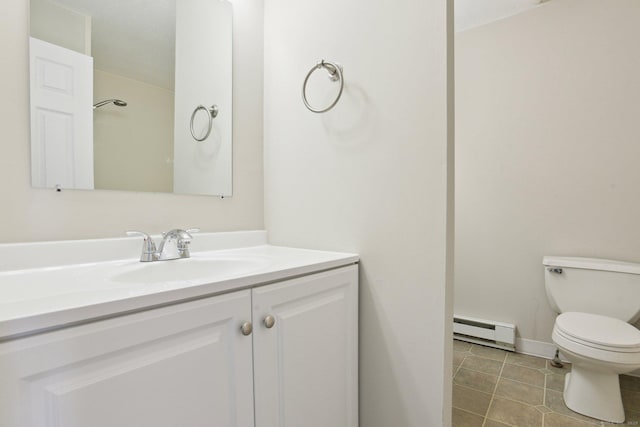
455,0,640,345
0,0,263,243
93,70,174,193
264,0,454,425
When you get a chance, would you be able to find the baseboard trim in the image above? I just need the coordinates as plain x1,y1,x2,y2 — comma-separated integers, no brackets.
516,337,640,377
516,337,563,361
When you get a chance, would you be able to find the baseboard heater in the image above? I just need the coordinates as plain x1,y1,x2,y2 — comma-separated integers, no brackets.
453,315,516,352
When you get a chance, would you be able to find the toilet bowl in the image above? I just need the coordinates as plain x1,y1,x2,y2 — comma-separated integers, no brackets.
543,256,640,423
551,312,640,423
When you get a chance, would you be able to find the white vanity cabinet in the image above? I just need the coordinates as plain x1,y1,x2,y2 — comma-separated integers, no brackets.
0,265,358,427
252,265,359,427
0,290,256,427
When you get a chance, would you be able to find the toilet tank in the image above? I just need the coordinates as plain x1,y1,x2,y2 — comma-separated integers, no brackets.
543,256,640,324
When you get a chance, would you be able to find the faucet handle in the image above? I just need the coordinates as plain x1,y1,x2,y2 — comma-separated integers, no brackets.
177,229,198,258
126,230,157,262
162,229,193,241
160,228,198,238
126,230,154,242
176,229,193,254
180,229,200,251
161,228,198,238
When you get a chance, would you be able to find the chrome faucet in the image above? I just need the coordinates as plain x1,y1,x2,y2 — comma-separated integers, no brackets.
126,228,199,262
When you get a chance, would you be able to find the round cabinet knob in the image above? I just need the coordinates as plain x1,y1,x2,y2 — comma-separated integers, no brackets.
264,315,276,329
240,321,253,336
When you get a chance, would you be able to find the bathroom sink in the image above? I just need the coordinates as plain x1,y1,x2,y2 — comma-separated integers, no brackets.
109,257,267,284
0,231,359,341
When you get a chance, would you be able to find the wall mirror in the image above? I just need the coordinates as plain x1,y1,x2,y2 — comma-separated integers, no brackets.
29,0,233,197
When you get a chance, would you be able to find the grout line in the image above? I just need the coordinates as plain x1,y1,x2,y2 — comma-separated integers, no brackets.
542,367,547,427
452,350,470,379
481,350,507,427
453,407,490,424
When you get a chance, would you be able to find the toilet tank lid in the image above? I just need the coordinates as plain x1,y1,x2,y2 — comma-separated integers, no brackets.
543,256,640,275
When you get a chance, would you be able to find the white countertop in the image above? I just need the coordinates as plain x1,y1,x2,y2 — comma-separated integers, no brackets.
0,232,358,340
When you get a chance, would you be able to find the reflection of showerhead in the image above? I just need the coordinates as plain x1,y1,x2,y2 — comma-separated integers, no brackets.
93,99,128,109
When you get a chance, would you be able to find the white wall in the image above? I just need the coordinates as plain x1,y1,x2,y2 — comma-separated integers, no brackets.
0,0,263,243
264,0,453,426
455,0,543,33
455,0,640,347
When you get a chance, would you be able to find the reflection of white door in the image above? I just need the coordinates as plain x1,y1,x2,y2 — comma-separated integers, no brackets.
173,0,232,196
30,37,94,190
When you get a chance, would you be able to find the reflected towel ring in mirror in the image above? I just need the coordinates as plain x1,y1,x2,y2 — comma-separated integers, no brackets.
302,60,344,113
190,104,219,142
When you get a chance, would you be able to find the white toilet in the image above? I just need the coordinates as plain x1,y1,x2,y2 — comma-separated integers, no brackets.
543,256,640,423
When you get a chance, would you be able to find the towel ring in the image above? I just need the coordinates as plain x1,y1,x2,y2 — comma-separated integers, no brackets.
302,60,344,113
190,104,219,142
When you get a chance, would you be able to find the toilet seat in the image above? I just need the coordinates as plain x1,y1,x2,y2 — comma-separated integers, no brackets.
555,312,640,353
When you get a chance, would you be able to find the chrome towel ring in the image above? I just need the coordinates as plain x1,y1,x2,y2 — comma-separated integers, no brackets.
302,60,344,113
190,104,219,142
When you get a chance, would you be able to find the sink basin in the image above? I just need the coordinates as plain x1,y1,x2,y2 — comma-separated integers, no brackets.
109,257,267,284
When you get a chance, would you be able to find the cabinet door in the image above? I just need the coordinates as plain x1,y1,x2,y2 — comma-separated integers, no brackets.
0,291,254,427
252,265,358,427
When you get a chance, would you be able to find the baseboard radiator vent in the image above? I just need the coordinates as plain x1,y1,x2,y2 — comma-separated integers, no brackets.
453,315,516,352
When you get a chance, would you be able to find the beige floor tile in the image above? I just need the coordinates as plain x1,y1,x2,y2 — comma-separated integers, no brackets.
461,355,504,376
542,389,571,415
543,412,600,426
622,388,640,413
624,409,640,426
545,372,565,392
620,382,640,424
453,385,492,416
451,342,639,427
601,414,640,427
454,340,473,352
483,419,511,427
544,389,602,424
495,377,544,406
453,351,466,368
506,352,547,369
501,363,545,387
535,405,552,414
620,389,640,408
487,396,543,426
470,344,508,362
454,352,466,375
454,368,499,394
620,374,640,392
452,408,484,427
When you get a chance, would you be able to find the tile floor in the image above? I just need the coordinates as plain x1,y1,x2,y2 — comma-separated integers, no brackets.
452,340,640,426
